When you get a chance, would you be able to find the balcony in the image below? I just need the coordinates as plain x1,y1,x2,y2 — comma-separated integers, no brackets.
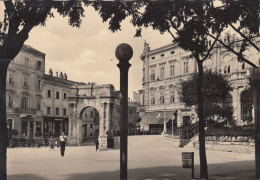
13,108,37,114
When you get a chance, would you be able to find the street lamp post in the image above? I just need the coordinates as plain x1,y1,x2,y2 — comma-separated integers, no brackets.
115,43,133,180
250,67,260,179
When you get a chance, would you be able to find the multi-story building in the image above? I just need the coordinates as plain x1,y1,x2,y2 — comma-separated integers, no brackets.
6,45,46,139
139,37,259,131
6,45,140,149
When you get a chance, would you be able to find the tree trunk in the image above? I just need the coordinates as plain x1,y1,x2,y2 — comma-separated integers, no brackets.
0,59,11,180
196,60,208,179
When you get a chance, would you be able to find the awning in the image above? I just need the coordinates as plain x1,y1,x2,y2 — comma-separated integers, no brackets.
43,116,69,122
139,111,176,125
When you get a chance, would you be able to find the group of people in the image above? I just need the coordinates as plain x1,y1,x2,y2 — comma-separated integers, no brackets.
48,132,67,157
48,132,100,156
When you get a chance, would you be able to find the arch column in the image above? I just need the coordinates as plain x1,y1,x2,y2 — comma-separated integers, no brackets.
232,88,239,122
106,102,111,133
99,102,107,151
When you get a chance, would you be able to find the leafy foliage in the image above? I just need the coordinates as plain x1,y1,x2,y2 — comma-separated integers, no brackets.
0,1,86,59
181,71,232,106
180,71,233,126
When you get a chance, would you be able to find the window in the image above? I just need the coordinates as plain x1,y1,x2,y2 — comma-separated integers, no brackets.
161,54,164,57
63,93,67,99
242,62,245,70
152,57,155,59
8,95,13,107
151,97,155,105
91,111,94,117
170,90,175,103
36,61,42,70
56,92,59,99
37,80,41,90
47,107,51,114
9,73,14,84
7,119,13,132
159,92,164,104
24,57,29,67
56,108,59,115
150,69,155,81
143,68,145,82
21,121,27,137
129,110,132,114
63,109,67,116
170,65,174,77
37,97,41,111
160,67,164,79
21,97,27,109
224,65,230,74
47,90,51,98
150,91,155,105
36,122,42,134
170,51,175,54
184,61,189,74
24,76,29,87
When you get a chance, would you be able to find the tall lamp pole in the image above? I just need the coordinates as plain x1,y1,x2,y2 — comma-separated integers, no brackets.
115,43,133,180
250,67,260,179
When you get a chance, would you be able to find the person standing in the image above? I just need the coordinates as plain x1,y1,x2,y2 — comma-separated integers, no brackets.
59,132,67,157
95,139,99,152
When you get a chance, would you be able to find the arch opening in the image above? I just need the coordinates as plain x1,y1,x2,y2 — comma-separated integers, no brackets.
80,106,100,143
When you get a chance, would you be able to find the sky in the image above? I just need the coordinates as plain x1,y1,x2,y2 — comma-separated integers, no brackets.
25,6,172,100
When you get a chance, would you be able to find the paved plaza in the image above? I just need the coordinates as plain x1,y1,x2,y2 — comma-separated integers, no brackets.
7,135,255,180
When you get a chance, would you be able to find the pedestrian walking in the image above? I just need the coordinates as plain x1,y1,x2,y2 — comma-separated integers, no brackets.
49,136,54,151
59,132,67,157
95,139,99,152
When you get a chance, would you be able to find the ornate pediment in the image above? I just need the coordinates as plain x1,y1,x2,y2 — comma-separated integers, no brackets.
22,91,30,96
159,85,165,89
6,89,16,94
149,87,156,91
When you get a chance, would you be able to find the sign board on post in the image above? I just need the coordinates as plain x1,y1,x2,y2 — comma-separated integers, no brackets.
182,152,194,179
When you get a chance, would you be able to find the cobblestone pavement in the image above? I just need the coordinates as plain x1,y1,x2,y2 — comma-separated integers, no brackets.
7,135,255,180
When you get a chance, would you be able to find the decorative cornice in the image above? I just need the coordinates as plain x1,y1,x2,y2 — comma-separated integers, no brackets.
168,59,178,64
159,62,166,66
150,64,157,68
6,89,16,94
22,91,30,96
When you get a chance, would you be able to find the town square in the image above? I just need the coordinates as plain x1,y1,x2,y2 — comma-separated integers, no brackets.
0,1,259,180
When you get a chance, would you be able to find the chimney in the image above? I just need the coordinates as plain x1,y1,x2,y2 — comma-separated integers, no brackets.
56,72,58,77
59,72,63,79
48,69,53,76
64,73,67,80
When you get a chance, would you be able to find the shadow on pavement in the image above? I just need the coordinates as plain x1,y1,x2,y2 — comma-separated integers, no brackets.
7,160,255,180
8,173,47,180
63,160,254,180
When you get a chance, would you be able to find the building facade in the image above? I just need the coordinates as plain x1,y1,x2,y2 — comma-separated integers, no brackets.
6,45,139,149
139,37,260,131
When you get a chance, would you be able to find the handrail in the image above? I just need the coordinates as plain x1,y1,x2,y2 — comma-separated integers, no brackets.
179,121,199,140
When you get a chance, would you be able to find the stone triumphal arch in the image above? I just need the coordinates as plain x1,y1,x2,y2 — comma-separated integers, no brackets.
67,83,117,150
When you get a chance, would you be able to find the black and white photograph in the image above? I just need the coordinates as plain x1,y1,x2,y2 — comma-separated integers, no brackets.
0,0,259,180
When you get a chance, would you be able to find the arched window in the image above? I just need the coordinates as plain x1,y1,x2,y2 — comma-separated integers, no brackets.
240,89,253,123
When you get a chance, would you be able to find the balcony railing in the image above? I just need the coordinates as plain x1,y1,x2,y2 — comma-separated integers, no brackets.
13,108,37,114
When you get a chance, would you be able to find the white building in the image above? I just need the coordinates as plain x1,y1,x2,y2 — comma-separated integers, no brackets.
139,37,260,132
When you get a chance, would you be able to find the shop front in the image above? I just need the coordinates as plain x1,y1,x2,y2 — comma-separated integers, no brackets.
43,116,68,138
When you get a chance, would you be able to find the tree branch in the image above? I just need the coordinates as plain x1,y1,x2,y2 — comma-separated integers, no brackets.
229,23,260,52
201,31,222,62
207,33,258,68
